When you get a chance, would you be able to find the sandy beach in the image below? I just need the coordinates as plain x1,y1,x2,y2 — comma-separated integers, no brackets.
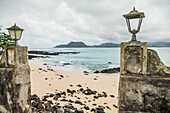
30,62,120,113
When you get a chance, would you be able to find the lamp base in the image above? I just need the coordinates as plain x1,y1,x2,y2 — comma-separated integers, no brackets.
129,40,140,43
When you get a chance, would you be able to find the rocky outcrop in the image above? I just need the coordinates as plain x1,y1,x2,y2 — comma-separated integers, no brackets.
28,51,80,55
94,67,120,73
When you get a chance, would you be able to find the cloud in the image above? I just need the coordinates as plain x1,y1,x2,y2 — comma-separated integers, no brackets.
0,0,169,48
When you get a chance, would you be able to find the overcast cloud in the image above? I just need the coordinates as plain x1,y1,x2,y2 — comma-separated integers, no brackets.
0,0,170,48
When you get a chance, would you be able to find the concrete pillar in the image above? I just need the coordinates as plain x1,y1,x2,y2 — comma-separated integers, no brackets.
0,46,31,113
119,42,170,113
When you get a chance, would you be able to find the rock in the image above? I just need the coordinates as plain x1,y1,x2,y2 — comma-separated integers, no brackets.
74,109,84,113
96,106,105,113
94,67,120,73
67,89,76,95
60,91,66,96
91,108,96,112
108,62,112,64
53,96,59,100
102,92,107,98
92,104,97,106
60,99,68,102
70,84,73,87
57,108,64,113
79,88,84,92
77,97,80,100
32,100,44,110
60,75,64,78
106,106,111,110
44,102,52,111
82,88,97,95
63,104,74,110
28,51,80,55
110,95,115,98
98,93,103,98
68,99,74,103
49,94,54,97
84,106,90,110
42,98,48,101
94,78,97,80
83,71,89,75
28,55,50,60
94,70,100,73
47,100,53,104
94,96,98,99
52,105,58,110
77,84,82,87
75,100,83,105
43,63,48,65
31,94,40,100
113,104,118,108
62,63,71,66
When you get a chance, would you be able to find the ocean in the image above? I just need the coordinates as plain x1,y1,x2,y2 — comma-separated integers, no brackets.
29,47,170,71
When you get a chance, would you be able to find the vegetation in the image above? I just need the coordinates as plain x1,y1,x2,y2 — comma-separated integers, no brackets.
0,31,15,51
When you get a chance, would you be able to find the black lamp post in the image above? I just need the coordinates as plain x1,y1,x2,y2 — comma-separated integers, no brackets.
7,23,24,46
123,7,145,42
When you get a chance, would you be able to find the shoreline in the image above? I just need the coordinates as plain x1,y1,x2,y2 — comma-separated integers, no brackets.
30,61,120,112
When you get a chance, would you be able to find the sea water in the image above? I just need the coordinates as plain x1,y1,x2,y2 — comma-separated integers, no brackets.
29,47,170,71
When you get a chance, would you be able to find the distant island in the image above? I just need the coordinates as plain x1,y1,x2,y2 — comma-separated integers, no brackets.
54,41,170,48
54,41,120,48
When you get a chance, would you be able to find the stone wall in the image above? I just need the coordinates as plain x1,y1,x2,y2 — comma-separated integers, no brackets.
0,47,31,113
119,42,170,113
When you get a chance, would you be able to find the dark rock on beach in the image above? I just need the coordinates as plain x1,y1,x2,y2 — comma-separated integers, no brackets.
94,67,120,73
62,62,71,66
28,51,80,55
74,100,83,105
28,55,50,60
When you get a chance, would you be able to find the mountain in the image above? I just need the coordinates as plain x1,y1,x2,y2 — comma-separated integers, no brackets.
94,43,120,47
54,41,170,48
54,42,120,48
54,41,87,48
148,42,170,47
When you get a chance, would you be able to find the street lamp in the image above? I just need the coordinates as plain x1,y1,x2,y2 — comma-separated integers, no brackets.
7,23,24,46
123,7,145,42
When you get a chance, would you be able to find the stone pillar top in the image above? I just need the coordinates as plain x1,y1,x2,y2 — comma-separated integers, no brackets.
120,42,148,75
0,46,28,67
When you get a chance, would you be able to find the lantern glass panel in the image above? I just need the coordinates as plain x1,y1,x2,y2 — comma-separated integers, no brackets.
130,19,139,30
16,30,22,40
8,29,15,39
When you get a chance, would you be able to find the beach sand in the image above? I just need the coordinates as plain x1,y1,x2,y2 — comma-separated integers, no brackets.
30,63,119,113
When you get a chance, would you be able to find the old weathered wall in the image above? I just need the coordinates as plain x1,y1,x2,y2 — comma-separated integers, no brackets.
119,75,170,113
147,49,170,75
119,42,170,113
0,47,31,113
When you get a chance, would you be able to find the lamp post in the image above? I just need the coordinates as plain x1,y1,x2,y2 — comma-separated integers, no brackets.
123,7,145,42
7,23,24,46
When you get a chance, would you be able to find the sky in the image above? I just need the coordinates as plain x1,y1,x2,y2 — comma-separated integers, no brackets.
0,0,170,48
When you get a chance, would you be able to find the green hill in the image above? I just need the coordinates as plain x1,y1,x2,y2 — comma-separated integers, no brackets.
54,41,87,48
